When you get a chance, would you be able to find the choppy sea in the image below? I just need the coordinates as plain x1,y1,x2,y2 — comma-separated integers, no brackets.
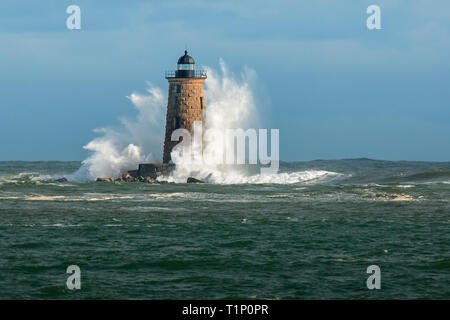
0,159,449,299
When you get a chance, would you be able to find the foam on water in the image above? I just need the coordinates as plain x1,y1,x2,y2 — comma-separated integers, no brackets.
147,192,187,198
42,224,80,227
0,173,60,184
165,169,339,184
25,196,66,201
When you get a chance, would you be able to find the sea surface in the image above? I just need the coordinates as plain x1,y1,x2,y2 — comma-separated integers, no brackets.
0,159,449,299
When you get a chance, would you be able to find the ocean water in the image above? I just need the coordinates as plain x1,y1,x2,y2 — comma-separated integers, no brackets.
0,159,449,299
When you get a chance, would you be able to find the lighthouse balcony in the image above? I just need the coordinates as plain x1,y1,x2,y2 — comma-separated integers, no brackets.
165,70,207,79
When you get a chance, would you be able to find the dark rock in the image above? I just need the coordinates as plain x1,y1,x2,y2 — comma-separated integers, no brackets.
120,173,136,182
118,163,176,183
96,178,112,182
117,172,159,183
127,170,138,178
187,177,204,183
54,177,68,183
137,163,175,179
144,177,157,184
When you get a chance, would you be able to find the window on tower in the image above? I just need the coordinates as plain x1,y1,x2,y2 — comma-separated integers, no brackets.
173,116,181,129
177,64,194,70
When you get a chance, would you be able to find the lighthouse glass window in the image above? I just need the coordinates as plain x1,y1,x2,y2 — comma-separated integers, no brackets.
178,63,194,70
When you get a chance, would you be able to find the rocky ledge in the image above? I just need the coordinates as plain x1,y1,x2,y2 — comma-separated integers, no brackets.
95,162,205,184
96,173,168,184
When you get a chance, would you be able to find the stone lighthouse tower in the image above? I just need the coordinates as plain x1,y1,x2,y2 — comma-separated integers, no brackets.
163,50,207,163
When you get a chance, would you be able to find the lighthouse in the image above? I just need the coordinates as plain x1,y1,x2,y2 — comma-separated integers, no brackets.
118,50,207,181
163,50,207,163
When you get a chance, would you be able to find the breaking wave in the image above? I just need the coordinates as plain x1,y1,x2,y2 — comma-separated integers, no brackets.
163,167,340,184
70,84,166,181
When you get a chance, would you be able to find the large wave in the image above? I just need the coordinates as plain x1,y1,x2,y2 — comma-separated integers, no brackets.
70,84,165,181
168,59,262,183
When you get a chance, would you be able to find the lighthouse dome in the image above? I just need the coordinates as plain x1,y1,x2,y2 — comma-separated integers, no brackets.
177,50,195,64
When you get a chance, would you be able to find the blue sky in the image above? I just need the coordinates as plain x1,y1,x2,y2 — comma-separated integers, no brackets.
1,0,449,161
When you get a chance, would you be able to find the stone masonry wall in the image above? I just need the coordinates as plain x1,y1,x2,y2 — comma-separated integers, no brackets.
163,78,206,163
